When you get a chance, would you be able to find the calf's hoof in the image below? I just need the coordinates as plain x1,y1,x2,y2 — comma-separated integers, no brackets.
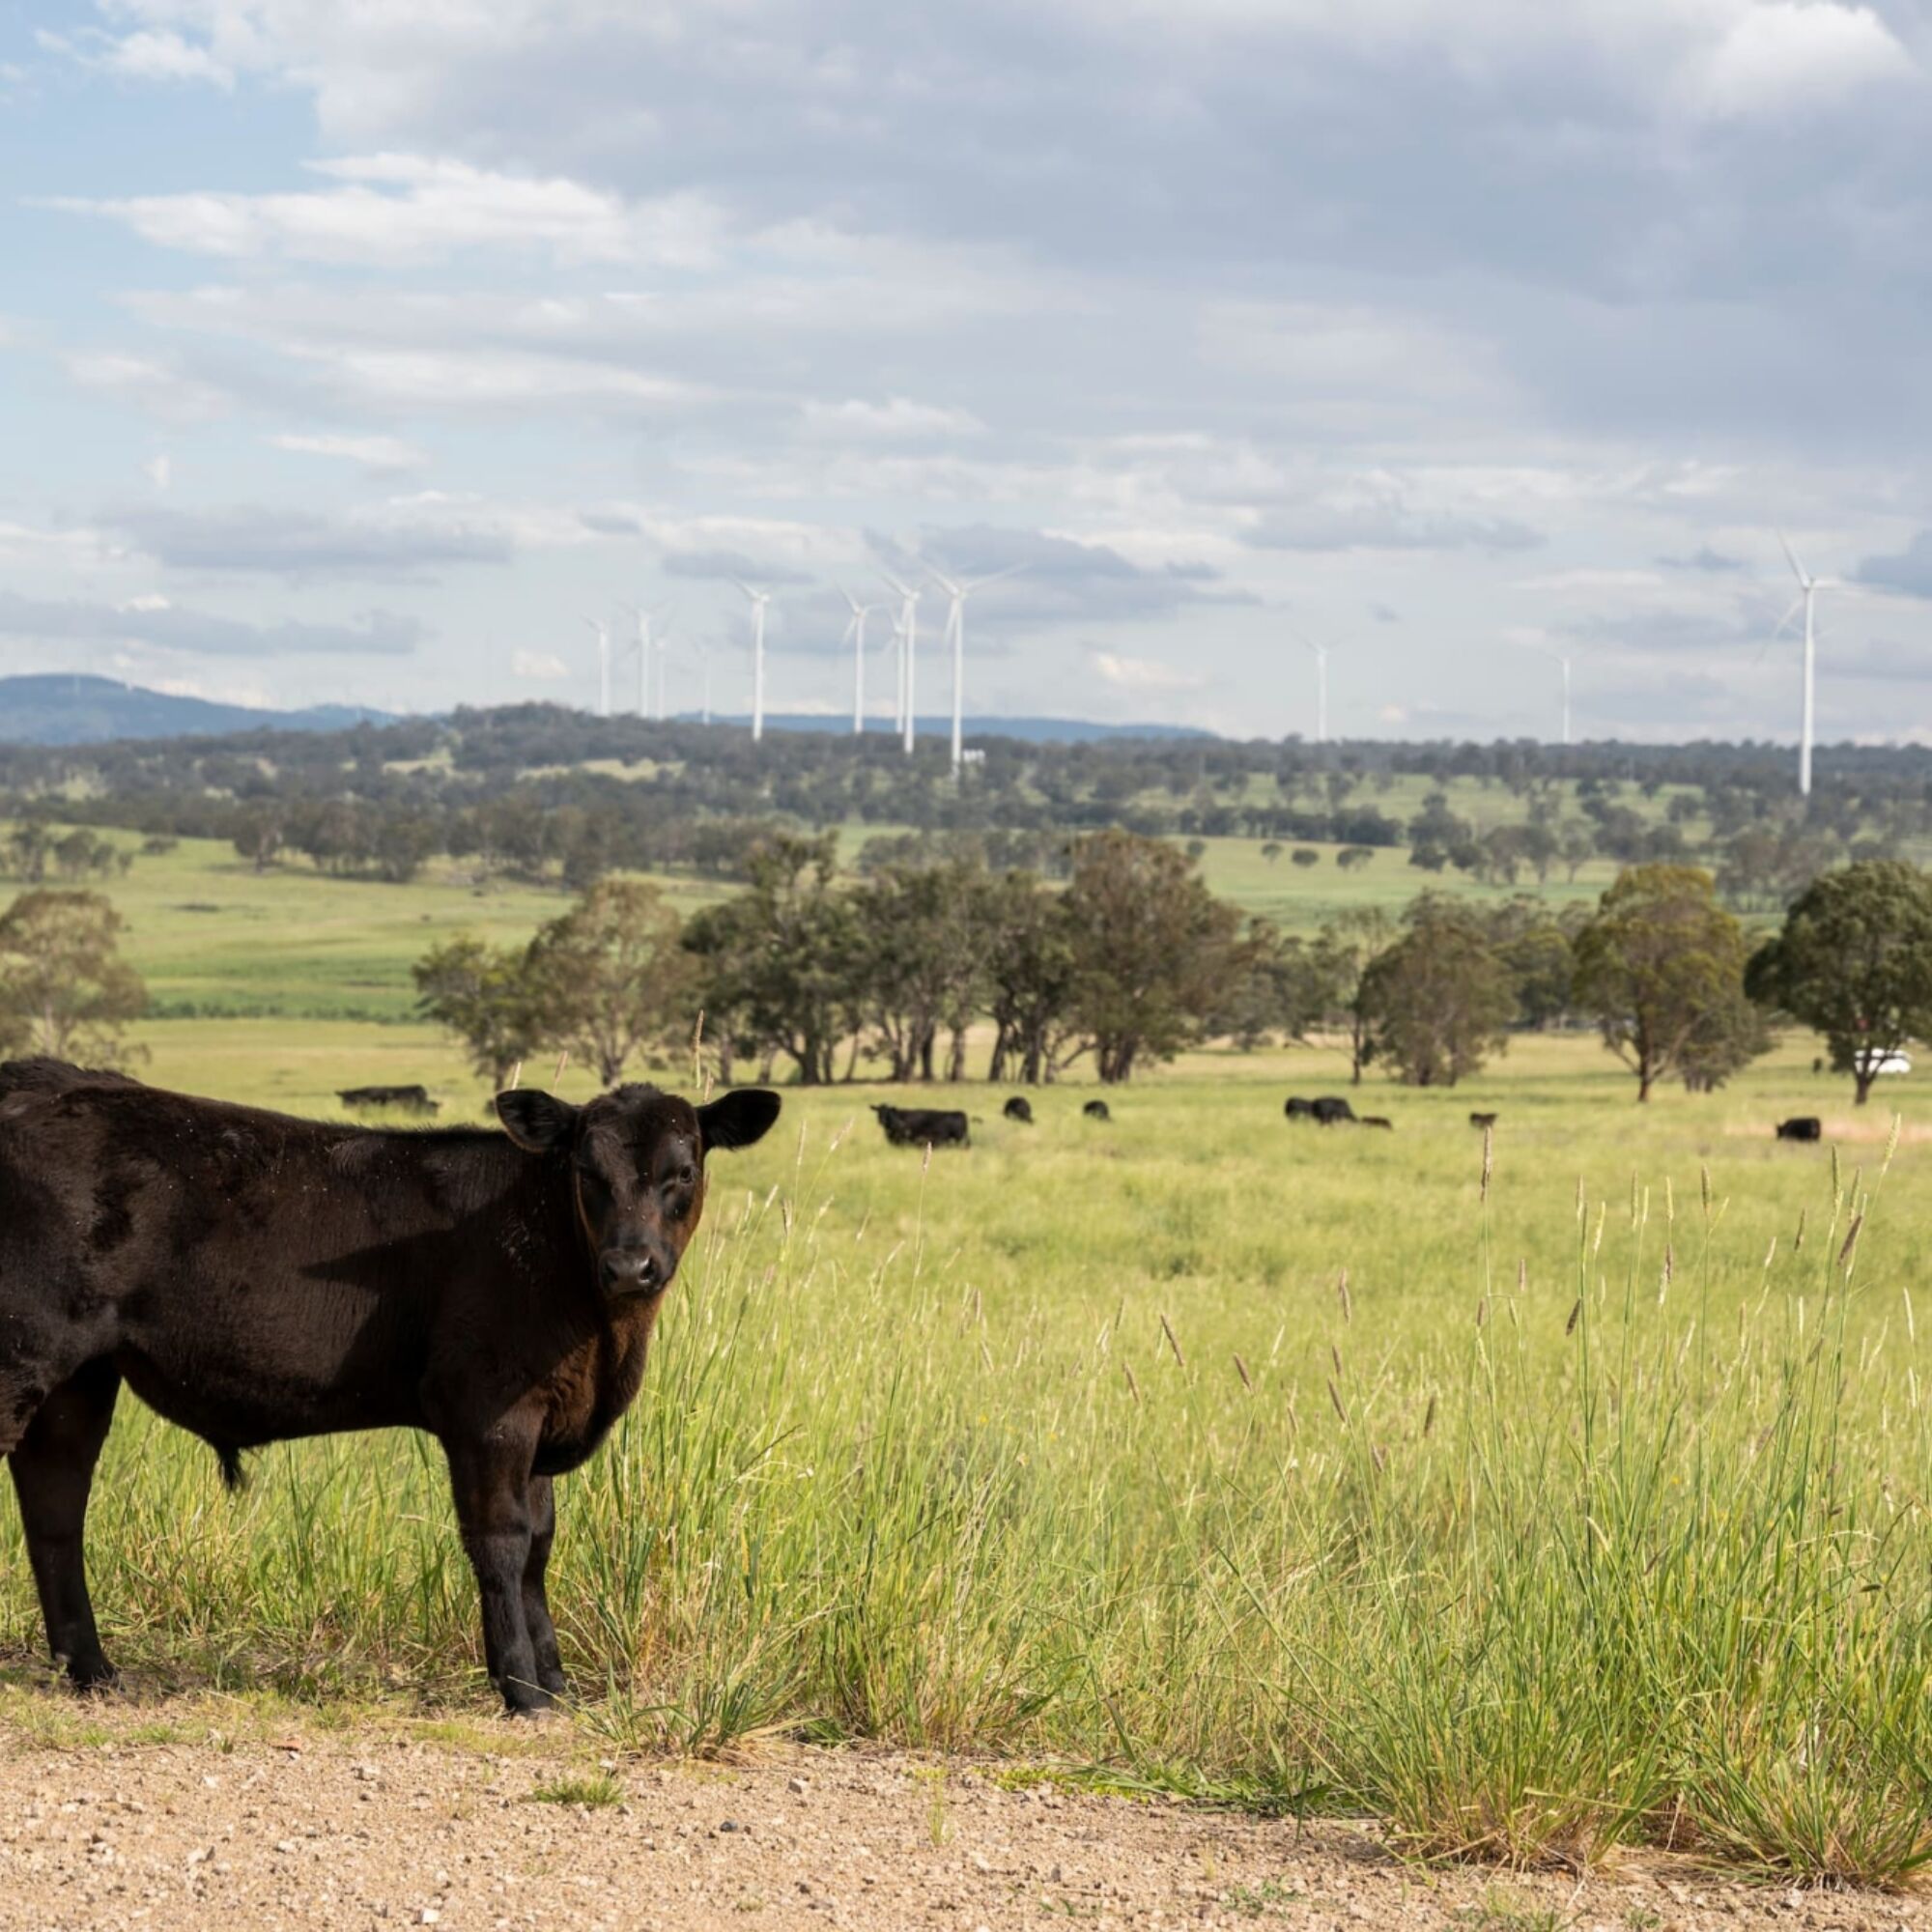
62,1654,119,1694
499,1682,558,1719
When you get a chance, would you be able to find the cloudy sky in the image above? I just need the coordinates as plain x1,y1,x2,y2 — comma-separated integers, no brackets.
3,0,1931,740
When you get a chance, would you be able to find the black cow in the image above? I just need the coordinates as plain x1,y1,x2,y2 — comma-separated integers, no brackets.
871,1103,970,1149
0,1058,779,1711
1284,1097,1316,1121
1083,1099,1112,1122
1311,1096,1356,1125
1776,1116,1823,1142
1468,1112,1498,1129
1003,1096,1035,1124
1361,1116,1394,1130
338,1084,439,1117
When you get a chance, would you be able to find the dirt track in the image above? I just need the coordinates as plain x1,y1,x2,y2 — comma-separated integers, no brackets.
0,1727,1924,1932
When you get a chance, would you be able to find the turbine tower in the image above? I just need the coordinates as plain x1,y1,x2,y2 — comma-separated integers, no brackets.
732,579,770,742
1296,633,1332,745
840,588,876,735
928,564,1023,773
1776,532,1837,798
880,570,921,753
584,615,611,719
617,604,651,719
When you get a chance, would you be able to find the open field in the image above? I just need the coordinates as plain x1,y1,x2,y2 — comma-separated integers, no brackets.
4,840,1932,1888
10,1009,1932,1884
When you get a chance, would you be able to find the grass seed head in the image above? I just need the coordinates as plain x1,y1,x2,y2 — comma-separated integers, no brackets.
1159,1312,1186,1368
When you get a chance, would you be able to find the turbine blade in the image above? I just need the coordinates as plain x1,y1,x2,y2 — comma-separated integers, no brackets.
1776,528,1811,587
963,562,1025,592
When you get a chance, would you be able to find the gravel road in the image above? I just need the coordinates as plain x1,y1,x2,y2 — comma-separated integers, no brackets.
0,1725,1923,1932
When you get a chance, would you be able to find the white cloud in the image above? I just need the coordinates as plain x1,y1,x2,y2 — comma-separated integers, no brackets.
99,28,235,87
799,397,987,440
1679,3,1915,121
1085,647,1205,693
63,351,229,423
511,649,569,681
43,155,726,268
269,431,428,473
141,453,173,490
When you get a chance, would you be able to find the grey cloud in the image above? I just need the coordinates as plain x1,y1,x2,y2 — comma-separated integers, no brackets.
1856,531,1932,599
0,590,421,657
874,525,1256,627
1247,505,1543,555
1826,638,1932,684
102,504,511,579
663,549,816,586
1660,547,1746,573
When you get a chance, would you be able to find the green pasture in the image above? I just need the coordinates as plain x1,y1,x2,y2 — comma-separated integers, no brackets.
15,826,1633,1014
3,831,1932,1881
14,833,735,1023
13,1006,1932,1879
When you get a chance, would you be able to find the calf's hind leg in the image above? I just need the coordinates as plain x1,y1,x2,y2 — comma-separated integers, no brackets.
8,1358,122,1690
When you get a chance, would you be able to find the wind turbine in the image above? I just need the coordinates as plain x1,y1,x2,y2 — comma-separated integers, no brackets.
584,615,611,719
1293,630,1333,745
697,640,713,724
1774,531,1840,798
879,570,921,753
732,580,770,742
1505,639,1572,747
928,564,1023,773
839,588,876,736
617,603,653,719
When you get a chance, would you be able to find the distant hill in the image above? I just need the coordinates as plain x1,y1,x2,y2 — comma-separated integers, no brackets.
0,679,1211,749
697,712,1216,744
0,675,390,746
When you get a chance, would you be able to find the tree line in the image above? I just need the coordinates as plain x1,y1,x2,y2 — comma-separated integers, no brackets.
411,837,1932,1105
8,702,1932,906
0,838,1929,1109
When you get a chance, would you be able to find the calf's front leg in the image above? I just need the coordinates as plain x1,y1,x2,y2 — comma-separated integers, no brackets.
522,1474,568,1697
443,1437,550,1714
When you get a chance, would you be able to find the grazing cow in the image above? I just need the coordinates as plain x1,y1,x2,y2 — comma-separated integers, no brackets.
338,1083,439,1117
1468,1112,1498,1129
0,1058,779,1711
1361,1116,1394,1130
1284,1097,1316,1121
871,1103,970,1149
1776,1116,1823,1143
1311,1096,1356,1126
1083,1099,1112,1122
1002,1096,1035,1124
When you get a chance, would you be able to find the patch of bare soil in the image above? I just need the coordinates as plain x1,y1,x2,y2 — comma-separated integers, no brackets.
0,1723,1924,1932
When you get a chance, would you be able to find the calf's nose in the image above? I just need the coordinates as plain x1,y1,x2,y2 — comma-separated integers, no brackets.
600,1248,660,1294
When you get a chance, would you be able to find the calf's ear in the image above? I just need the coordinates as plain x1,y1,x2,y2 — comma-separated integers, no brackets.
495,1088,579,1152
697,1088,781,1153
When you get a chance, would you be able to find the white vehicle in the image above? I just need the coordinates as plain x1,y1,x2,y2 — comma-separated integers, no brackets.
1867,1051,1913,1078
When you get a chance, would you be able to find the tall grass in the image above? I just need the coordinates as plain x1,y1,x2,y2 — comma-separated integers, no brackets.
3,1092,1929,1884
